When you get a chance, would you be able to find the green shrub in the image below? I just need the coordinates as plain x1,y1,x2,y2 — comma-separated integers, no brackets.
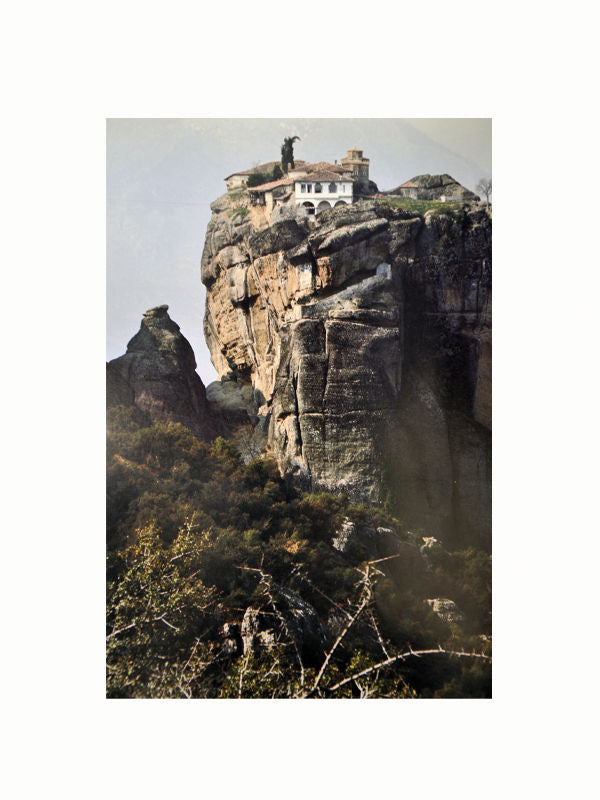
247,172,270,187
106,412,492,697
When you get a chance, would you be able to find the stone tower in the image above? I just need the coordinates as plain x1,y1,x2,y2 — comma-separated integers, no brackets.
340,148,370,187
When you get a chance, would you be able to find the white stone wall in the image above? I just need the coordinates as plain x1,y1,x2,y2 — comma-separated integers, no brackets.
226,174,248,191
294,180,353,208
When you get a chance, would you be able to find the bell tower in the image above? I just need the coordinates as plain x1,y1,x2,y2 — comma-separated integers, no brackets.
340,148,370,187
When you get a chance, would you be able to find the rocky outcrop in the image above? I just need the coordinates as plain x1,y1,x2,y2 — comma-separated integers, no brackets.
386,174,480,203
206,374,258,428
426,598,465,625
333,518,424,566
107,305,216,441
241,608,277,653
241,588,326,664
201,194,492,547
332,518,358,553
219,622,243,658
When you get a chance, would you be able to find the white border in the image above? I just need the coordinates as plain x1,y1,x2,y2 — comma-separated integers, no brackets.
5,1,598,797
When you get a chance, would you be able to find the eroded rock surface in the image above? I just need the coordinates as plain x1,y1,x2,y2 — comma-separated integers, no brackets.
107,305,216,441
202,195,492,546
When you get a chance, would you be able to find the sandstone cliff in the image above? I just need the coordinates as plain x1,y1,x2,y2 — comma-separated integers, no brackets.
202,192,491,546
107,305,216,441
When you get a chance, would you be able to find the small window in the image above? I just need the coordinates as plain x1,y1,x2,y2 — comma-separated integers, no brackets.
315,182,322,193
301,183,306,192
328,182,336,193
307,184,312,193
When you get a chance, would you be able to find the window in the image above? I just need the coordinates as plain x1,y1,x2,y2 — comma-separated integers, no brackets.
315,182,322,193
307,184,312,193
301,183,306,192
328,182,337,193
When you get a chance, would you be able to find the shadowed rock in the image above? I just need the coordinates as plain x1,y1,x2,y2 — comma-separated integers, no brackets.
107,305,216,441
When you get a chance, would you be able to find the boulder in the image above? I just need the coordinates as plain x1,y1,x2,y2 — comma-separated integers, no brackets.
241,587,326,665
277,587,327,663
241,608,277,653
219,622,243,657
206,375,258,426
332,518,357,553
426,598,465,625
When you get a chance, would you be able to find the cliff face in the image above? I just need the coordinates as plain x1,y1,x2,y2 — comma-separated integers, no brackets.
201,192,491,546
107,305,216,441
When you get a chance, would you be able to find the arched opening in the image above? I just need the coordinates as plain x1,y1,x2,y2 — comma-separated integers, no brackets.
314,182,322,193
334,200,348,207
316,200,331,214
302,201,315,215
328,182,337,193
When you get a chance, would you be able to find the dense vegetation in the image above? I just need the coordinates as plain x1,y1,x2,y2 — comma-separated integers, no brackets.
107,407,491,698
246,164,283,187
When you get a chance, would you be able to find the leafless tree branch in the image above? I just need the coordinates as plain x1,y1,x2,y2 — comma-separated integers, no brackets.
294,567,353,620
238,652,251,698
367,609,390,659
106,621,137,640
240,564,306,689
301,560,380,698
327,648,491,694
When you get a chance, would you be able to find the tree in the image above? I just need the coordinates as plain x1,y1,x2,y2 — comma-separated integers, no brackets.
232,423,264,463
281,135,300,173
476,178,492,204
247,171,269,187
106,523,216,697
106,412,492,698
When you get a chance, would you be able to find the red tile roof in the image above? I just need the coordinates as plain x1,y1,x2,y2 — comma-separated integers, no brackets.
301,161,347,174
296,170,354,183
246,177,294,192
225,161,306,180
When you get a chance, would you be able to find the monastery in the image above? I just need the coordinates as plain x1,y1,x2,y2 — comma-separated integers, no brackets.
224,149,370,216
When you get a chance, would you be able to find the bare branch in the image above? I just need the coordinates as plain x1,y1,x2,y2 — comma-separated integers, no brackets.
157,615,179,631
106,621,137,640
301,561,377,698
295,568,353,621
240,564,306,689
327,648,492,694
261,659,281,684
238,652,251,698
367,610,390,660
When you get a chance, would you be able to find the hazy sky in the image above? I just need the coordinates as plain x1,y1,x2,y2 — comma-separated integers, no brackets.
107,118,491,384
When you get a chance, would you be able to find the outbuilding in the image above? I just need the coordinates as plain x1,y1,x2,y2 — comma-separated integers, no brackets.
398,180,419,199
247,177,294,214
